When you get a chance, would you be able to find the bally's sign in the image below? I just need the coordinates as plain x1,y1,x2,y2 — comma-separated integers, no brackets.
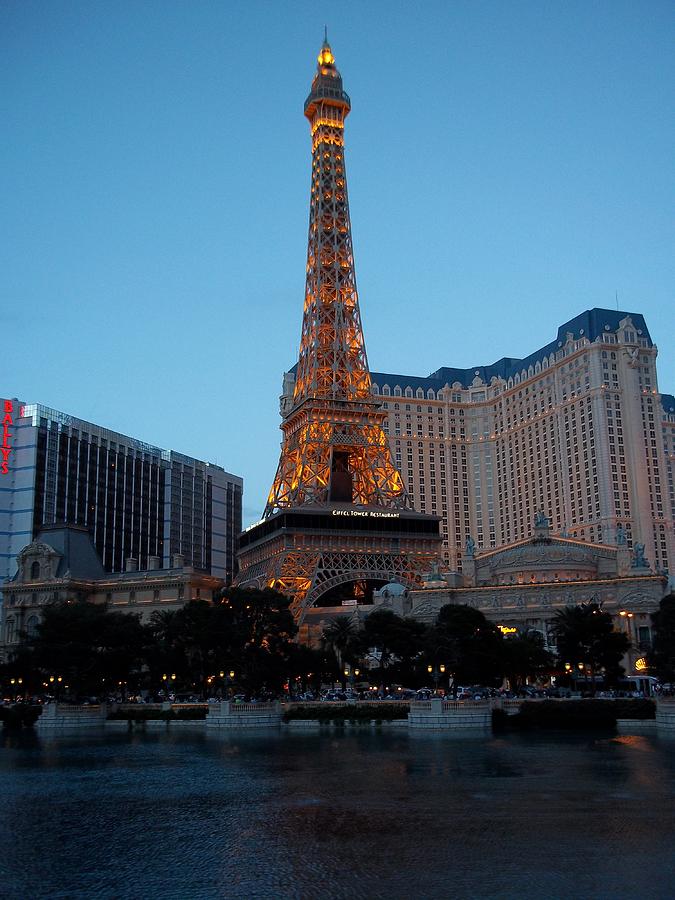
1,400,14,475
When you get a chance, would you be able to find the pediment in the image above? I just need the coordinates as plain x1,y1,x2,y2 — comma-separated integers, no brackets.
478,538,607,573
18,542,60,559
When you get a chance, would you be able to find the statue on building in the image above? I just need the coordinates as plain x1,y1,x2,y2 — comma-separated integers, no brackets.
616,524,626,546
632,543,648,569
534,509,550,528
465,535,476,558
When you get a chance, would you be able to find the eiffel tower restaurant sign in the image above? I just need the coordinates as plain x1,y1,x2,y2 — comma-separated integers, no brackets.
236,40,441,628
331,510,400,519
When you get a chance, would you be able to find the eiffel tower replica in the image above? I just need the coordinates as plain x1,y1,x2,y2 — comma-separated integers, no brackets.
237,37,441,628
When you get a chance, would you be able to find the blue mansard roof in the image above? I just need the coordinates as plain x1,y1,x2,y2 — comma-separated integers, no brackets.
662,394,675,415
371,308,653,391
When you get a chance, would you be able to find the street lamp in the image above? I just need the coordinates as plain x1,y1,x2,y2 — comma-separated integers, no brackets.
161,673,177,699
343,665,360,696
427,663,446,694
9,677,23,702
217,669,236,697
577,661,589,691
49,675,63,701
619,610,634,643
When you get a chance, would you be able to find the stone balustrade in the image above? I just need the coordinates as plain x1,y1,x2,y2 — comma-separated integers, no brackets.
206,700,282,729
492,698,526,716
656,699,675,735
408,697,492,731
35,703,107,730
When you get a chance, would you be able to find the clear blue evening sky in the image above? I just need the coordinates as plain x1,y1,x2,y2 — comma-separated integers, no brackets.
2,1,673,524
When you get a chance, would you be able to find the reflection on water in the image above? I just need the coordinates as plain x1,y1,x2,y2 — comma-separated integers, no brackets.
1,728,674,899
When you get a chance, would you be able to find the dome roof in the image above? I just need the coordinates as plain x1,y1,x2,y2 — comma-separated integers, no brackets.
381,581,407,596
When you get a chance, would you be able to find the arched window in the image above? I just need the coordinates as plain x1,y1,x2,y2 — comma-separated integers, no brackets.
394,386,402,397
5,618,16,644
30,561,40,580
382,385,390,396
25,615,39,638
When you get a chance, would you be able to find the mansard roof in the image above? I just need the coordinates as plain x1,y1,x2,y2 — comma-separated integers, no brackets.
370,308,652,391
29,525,105,580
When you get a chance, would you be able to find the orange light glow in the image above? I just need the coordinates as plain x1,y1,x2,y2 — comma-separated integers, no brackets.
318,46,334,66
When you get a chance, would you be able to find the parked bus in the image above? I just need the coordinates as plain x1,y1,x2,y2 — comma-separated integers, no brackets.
618,676,658,697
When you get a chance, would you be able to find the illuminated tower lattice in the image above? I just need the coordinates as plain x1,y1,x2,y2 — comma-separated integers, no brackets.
237,39,440,626
265,38,410,516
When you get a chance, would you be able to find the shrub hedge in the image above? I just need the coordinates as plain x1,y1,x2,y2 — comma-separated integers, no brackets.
107,707,208,721
494,698,655,731
0,705,42,728
283,703,410,723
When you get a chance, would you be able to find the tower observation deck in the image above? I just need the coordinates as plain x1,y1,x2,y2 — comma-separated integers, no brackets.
236,39,441,625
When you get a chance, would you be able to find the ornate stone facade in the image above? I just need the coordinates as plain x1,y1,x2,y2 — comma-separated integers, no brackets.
302,521,668,673
410,521,666,675
0,525,223,660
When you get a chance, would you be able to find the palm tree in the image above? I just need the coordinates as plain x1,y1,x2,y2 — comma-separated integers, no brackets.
551,602,629,693
149,609,179,641
321,617,357,672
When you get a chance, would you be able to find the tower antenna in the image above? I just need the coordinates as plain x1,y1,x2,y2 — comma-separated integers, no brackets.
615,289,619,311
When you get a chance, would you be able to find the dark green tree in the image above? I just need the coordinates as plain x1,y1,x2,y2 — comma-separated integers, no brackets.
148,589,298,697
211,587,298,695
432,604,504,695
649,594,675,682
19,600,149,698
286,643,334,695
551,602,630,692
359,609,428,684
500,630,555,691
149,600,221,694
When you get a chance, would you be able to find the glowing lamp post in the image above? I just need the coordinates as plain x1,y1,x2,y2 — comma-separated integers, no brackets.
344,664,359,695
162,673,177,698
49,675,63,701
619,610,634,644
217,669,236,697
427,664,446,695
9,677,23,701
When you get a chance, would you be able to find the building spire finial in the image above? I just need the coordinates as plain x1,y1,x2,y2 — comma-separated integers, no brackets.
317,29,335,67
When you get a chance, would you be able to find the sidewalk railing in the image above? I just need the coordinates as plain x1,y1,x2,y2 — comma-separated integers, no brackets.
228,702,278,713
